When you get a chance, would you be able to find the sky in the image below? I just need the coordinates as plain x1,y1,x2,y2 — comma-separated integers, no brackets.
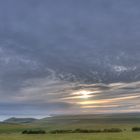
0,0,140,120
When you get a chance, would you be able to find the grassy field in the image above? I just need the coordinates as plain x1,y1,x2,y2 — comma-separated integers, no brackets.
0,114,140,140
0,132,140,140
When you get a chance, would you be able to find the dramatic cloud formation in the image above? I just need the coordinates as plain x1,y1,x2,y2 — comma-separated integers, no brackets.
0,0,140,120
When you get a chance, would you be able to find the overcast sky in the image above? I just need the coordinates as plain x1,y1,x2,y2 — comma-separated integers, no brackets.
0,0,140,120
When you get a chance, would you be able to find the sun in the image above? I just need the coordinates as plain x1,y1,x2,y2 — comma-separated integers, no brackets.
80,91,91,99
74,90,92,99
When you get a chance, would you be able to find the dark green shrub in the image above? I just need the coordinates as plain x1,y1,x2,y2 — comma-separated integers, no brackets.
50,130,73,134
22,130,46,134
103,128,122,133
132,127,140,132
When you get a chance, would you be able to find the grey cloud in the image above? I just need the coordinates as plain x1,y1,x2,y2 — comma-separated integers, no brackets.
0,0,140,117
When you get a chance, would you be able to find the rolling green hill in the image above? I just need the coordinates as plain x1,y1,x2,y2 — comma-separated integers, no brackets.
0,113,140,140
1,113,140,133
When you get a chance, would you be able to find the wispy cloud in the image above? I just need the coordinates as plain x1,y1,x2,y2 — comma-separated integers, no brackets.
1,77,140,115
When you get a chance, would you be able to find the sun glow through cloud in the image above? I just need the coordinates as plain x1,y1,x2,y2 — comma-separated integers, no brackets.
77,95,139,105
56,82,140,113
73,90,94,99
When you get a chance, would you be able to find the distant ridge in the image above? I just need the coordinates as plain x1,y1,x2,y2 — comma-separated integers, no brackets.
3,117,38,124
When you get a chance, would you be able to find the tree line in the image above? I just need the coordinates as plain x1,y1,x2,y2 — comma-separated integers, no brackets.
22,127,140,134
22,128,122,134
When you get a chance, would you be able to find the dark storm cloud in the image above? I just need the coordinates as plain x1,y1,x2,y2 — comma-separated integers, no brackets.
0,0,140,117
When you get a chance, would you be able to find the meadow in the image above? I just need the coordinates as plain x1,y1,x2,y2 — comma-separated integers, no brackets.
0,132,140,140
0,114,140,140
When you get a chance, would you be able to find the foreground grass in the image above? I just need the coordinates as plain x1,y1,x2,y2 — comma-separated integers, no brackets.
0,132,140,140
0,124,36,133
